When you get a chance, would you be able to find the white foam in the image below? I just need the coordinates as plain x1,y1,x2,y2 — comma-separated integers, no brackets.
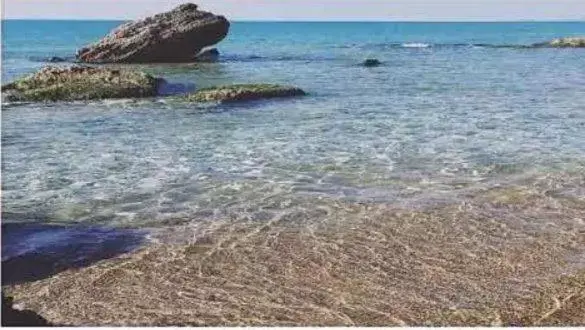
402,43,431,48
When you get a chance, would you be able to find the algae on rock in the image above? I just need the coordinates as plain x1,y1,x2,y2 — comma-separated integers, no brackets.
532,37,585,48
2,66,163,102
183,84,306,103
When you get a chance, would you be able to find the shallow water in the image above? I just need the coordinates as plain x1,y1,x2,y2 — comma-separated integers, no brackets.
3,21,585,326
2,21,585,228
5,189,585,325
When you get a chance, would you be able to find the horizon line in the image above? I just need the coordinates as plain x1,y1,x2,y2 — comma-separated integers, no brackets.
2,17,585,23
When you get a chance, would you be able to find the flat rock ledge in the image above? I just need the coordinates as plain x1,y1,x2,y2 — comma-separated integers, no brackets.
1,66,163,102
184,84,306,102
532,37,585,48
77,3,230,63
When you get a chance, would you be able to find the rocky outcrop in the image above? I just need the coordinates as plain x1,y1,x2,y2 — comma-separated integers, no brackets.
76,3,230,63
1,66,163,102
184,84,306,102
362,58,382,67
532,37,585,48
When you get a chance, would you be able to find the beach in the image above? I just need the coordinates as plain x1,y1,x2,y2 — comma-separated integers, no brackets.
2,20,585,325
4,177,585,325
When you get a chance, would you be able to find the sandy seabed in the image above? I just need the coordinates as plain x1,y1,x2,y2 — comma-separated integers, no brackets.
4,173,585,326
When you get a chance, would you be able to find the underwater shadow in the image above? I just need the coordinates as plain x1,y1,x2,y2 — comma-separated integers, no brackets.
2,293,52,326
157,80,197,96
1,222,147,286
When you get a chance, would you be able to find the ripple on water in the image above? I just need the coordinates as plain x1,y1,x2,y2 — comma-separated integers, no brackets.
2,42,585,228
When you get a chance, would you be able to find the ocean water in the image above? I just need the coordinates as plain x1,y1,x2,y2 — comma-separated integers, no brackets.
2,21,585,228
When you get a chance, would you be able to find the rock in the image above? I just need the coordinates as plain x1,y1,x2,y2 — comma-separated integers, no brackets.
27,55,73,63
1,66,163,102
533,37,585,48
363,58,382,67
184,84,306,102
195,48,220,62
47,56,67,63
77,3,230,63
2,293,51,326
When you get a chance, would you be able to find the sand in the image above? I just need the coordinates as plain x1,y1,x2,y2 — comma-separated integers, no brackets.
4,174,585,326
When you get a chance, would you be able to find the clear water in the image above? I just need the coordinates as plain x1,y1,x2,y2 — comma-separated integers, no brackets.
2,21,585,227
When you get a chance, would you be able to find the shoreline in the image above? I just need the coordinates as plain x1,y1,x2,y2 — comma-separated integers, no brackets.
4,179,584,326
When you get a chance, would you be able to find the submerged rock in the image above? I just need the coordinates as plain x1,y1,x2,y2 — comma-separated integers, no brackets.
28,55,74,63
2,293,51,326
533,37,585,48
1,66,163,102
47,56,67,63
77,3,230,63
184,84,306,102
362,58,382,67
195,48,220,62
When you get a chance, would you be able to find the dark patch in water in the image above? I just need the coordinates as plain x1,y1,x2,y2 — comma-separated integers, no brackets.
1,222,147,285
2,293,52,326
157,80,197,96
28,55,77,63
221,54,340,63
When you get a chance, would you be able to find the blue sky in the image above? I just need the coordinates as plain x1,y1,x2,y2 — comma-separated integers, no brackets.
3,0,585,21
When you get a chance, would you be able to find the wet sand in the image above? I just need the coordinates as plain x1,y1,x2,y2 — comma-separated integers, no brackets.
4,176,585,326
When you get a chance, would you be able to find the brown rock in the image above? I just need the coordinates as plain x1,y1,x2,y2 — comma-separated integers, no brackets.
77,3,230,63
2,66,163,102
184,84,306,102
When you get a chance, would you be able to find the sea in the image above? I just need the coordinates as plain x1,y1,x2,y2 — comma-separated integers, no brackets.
2,20,585,242
3,21,585,324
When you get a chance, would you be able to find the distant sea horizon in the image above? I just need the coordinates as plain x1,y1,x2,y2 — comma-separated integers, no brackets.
2,18,585,22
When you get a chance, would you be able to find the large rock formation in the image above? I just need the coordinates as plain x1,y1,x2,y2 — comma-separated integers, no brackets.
184,84,306,102
77,3,230,63
532,37,585,48
2,66,163,102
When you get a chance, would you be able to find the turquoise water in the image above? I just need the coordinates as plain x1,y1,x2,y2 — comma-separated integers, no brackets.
2,21,585,227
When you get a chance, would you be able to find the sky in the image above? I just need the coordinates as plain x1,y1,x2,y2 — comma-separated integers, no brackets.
3,0,585,21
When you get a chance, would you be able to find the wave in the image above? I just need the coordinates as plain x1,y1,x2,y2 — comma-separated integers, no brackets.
22,41,572,66
401,43,431,48
220,54,341,63
218,42,545,63
364,42,540,50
